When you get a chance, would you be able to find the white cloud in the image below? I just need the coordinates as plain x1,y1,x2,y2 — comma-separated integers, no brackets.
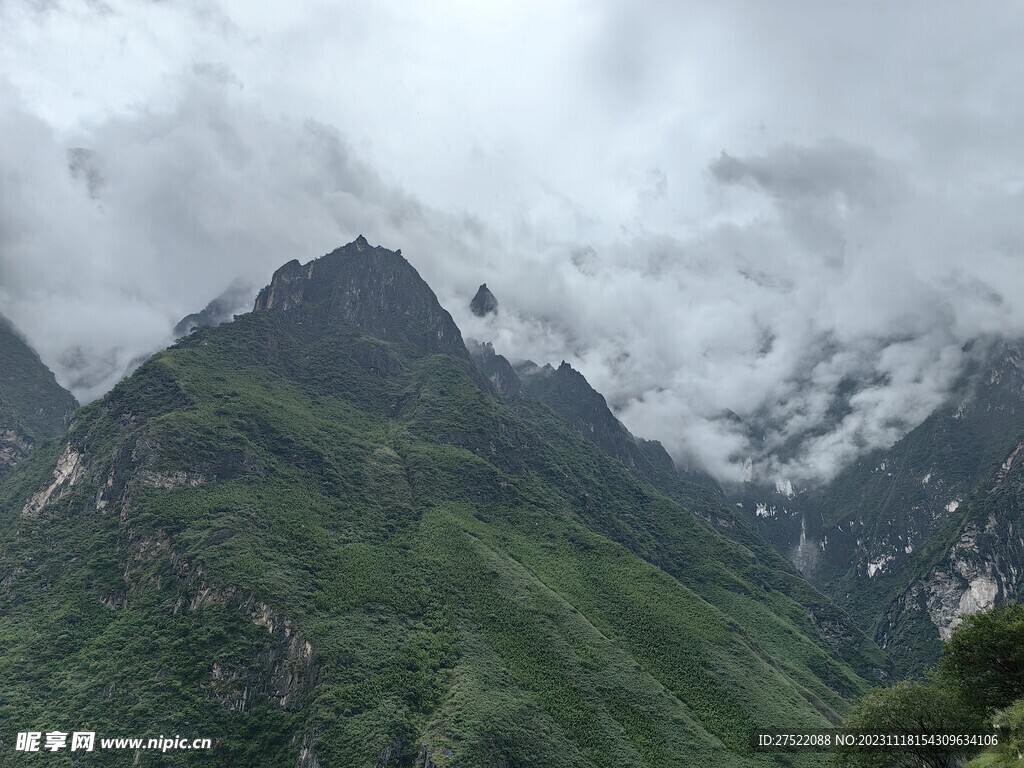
2,1,1024,482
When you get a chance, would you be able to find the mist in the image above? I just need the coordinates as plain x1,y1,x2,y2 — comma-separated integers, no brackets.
3,0,1024,485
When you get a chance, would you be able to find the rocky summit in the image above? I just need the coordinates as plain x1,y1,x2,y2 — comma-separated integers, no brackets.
255,236,470,360
0,240,887,767
469,283,498,317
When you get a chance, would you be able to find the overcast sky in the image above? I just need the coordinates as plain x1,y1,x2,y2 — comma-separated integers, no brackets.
2,0,1023,485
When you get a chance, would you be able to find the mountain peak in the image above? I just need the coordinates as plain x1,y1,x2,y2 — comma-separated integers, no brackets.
253,239,469,358
470,283,498,317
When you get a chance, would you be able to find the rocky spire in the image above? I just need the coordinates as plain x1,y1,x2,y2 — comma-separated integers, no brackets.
470,283,498,317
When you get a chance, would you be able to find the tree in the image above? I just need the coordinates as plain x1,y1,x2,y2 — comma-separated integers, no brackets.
939,604,1024,712
835,681,986,768
993,698,1024,764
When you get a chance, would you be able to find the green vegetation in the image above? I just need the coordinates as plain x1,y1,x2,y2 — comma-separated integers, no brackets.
840,606,1024,768
941,606,1024,714
836,681,984,768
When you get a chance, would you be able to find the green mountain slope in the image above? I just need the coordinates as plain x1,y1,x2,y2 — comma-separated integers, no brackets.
738,340,1024,674
0,314,78,479
0,240,886,766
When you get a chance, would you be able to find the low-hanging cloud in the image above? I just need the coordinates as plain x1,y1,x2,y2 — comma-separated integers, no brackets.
459,140,1024,484
2,0,1024,487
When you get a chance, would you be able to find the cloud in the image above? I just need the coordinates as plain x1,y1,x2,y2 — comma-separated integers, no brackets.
2,1,1024,486
458,139,1024,484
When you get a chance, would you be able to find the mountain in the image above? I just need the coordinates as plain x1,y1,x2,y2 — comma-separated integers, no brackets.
738,339,1024,674
0,315,78,479
881,435,1024,675
0,239,887,767
487,348,866,633
253,236,469,361
469,284,498,317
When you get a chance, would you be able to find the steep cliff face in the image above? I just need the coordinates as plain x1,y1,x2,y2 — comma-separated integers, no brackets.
879,437,1024,672
515,360,696,479
513,359,721,494
517,360,651,465
0,402,34,477
0,314,78,479
736,339,1024,674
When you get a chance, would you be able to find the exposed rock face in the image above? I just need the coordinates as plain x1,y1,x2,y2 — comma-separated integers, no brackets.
14,415,319,719
254,237,470,359
21,443,86,517
193,587,317,713
173,278,255,337
254,259,308,312
878,438,1024,667
923,525,1003,641
296,732,322,768
0,240,893,763
137,468,208,490
469,283,498,317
